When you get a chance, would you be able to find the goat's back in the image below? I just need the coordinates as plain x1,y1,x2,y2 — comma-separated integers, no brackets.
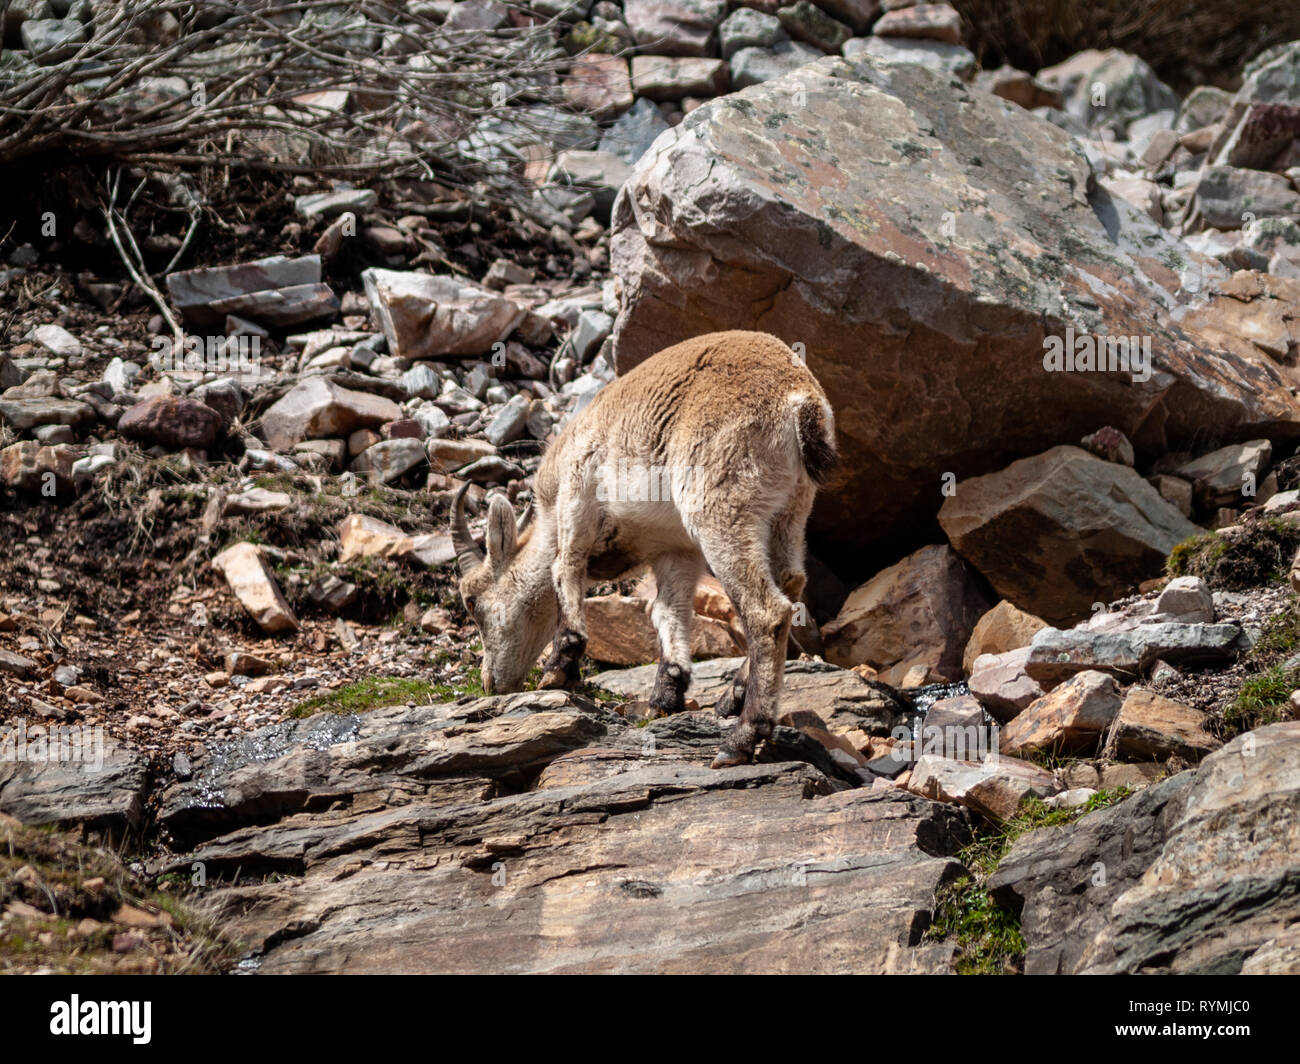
537,330,834,509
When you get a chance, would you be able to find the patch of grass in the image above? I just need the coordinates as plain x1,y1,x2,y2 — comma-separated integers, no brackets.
927,876,1026,975
1166,531,1228,580
1219,603,1300,737
1166,516,1300,590
429,666,488,701
289,675,440,718
925,788,1133,974
1250,603,1300,660
1226,665,1296,732
0,819,238,974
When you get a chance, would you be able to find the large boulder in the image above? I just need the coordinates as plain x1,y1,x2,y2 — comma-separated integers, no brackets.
582,593,741,664
937,446,1200,624
822,543,990,684
608,54,1300,567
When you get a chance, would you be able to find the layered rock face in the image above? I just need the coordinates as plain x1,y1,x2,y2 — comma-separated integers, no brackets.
152,689,968,974
990,722,1300,975
609,53,1300,565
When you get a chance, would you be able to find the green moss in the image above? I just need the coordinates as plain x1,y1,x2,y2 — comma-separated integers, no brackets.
1166,530,1228,578
1226,665,1296,731
925,788,1132,974
1166,517,1300,589
562,20,626,54
289,675,441,718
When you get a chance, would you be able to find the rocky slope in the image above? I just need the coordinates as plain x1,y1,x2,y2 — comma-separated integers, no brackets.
4,6,1300,975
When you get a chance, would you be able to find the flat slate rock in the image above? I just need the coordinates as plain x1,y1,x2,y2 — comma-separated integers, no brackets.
589,657,912,735
0,725,149,837
166,690,970,973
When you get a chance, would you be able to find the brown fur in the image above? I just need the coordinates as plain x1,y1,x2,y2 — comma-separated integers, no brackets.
455,330,837,767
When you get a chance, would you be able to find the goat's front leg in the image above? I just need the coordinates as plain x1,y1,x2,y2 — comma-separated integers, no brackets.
538,552,588,689
648,553,701,715
538,491,595,690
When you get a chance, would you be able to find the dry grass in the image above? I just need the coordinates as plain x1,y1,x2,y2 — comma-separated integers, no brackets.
0,817,239,974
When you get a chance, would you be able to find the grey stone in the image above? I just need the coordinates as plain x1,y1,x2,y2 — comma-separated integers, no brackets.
718,7,784,61
20,16,85,64
350,437,428,483
294,188,377,219
1190,166,1300,231
842,33,975,80
1024,623,1251,687
598,98,672,164
483,392,532,446
0,722,149,837
571,309,614,362
730,39,823,89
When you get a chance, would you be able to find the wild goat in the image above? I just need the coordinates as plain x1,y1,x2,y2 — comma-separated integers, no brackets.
451,330,837,768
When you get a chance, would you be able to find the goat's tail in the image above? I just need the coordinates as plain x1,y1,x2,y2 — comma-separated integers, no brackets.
794,395,838,486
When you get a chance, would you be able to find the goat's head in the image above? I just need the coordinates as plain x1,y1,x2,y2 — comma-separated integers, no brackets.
451,483,554,695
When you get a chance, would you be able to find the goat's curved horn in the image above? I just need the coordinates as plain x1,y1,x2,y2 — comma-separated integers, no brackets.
516,501,533,534
451,481,484,576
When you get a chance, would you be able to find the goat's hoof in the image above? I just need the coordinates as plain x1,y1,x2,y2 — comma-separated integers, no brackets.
538,668,570,690
710,745,753,770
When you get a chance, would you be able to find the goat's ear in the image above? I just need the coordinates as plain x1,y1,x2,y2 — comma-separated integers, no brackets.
485,495,519,574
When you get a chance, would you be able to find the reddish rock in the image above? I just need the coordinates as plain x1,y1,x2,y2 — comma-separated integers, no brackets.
822,544,990,685
873,3,963,46
584,594,742,665
1105,688,1222,761
117,396,224,450
962,600,1049,674
1000,670,1123,758
562,54,635,120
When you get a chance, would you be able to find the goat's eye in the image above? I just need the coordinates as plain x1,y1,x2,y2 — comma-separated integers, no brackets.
464,597,477,616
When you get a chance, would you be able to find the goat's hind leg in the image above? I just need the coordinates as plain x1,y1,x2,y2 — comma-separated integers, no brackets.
647,552,700,716
715,486,808,722
700,521,794,769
